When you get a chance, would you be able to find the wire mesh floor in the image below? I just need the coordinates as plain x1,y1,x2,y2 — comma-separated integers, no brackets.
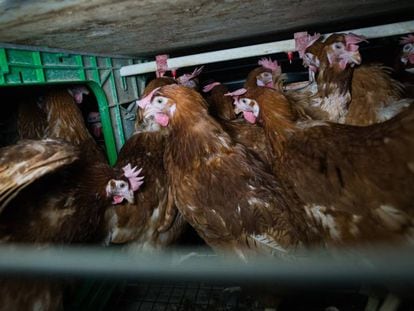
104,281,393,311
106,282,258,311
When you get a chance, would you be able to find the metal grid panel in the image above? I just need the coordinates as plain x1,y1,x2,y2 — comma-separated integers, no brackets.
107,282,263,311
106,281,394,311
0,45,145,164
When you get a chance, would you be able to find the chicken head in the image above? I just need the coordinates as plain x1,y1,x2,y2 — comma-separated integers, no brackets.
140,87,177,127
324,33,366,70
105,164,144,204
67,86,90,104
400,34,414,73
226,88,260,124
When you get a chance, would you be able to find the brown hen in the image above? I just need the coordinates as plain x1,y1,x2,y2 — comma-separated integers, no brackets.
107,78,186,250
108,121,186,249
0,139,131,310
244,57,285,90
203,82,273,166
304,33,408,125
0,89,143,309
140,84,324,261
237,86,414,246
394,34,414,98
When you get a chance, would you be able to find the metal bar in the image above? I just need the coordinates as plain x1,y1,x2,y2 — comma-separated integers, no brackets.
0,245,413,285
0,48,8,85
120,20,414,77
75,55,86,81
89,56,100,83
106,58,126,147
32,51,46,83
88,81,118,165
0,42,138,59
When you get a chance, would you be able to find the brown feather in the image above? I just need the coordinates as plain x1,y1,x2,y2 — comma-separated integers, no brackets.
17,97,47,139
205,83,273,167
149,85,322,260
346,64,406,125
308,34,408,125
0,89,125,309
0,279,63,311
242,86,414,245
126,76,185,246
205,83,236,121
0,139,79,213
108,125,186,248
43,88,106,162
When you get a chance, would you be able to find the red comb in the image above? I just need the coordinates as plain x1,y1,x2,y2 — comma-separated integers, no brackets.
136,87,160,109
122,164,144,192
295,32,321,58
224,88,247,97
258,58,280,72
177,66,204,84
202,82,221,93
345,33,367,45
400,34,414,45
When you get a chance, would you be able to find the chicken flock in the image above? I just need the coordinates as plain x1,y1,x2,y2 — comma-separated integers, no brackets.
0,32,413,310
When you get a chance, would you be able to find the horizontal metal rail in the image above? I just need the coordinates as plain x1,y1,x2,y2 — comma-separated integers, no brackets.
0,245,413,285
120,20,414,77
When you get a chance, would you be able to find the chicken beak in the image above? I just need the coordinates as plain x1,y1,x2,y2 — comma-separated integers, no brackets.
257,74,273,87
124,190,135,204
338,50,361,70
348,51,361,65
233,98,242,115
234,106,242,115
143,105,160,120
401,52,414,65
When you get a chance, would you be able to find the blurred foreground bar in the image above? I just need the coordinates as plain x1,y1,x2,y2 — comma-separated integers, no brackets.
0,245,413,285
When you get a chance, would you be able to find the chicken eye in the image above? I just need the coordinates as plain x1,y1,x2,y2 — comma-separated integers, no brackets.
334,43,344,50
120,183,126,189
154,96,166,105
403,43,413,52
240,98,249,105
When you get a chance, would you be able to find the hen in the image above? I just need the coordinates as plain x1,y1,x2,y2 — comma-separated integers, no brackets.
0,89,143,310
286,32,323,115
244,57,284,90
302,33,408,125
395,34,414,98
107,81,186,250
108,128,186,248
398,34,414,75
203,82,272,166
0,139,139,310
140,84,324,261
236,86,414,246
203,82,236,121
176,66,204,90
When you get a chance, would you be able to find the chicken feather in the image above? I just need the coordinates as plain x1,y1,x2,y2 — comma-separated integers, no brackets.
141,85,323,260
238,86,414,245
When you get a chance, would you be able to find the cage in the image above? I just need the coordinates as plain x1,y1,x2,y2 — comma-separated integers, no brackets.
0,1,414,310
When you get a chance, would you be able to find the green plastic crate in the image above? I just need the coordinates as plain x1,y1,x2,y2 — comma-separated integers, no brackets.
0,45,148,310
0,45,144,165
